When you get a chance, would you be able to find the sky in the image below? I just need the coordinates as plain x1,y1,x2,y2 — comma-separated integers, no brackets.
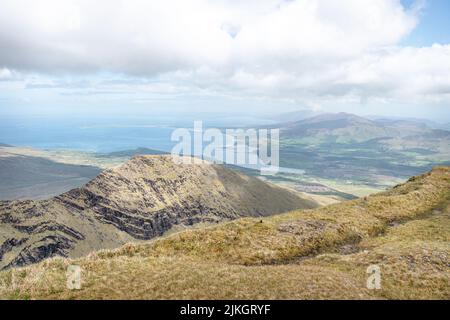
0,0,450,122
401,0,450,46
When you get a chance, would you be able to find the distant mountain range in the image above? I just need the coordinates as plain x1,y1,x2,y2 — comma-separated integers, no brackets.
0,155,317,270
259,112,450,194
279,112,450,143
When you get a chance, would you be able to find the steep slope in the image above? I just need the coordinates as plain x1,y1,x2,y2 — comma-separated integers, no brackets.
0,166,447,299
0,155,317,270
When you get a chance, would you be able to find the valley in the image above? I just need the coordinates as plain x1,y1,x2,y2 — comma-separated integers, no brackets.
269,113,450,196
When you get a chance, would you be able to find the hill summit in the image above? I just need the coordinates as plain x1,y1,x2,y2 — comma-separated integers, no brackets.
0,155,317,270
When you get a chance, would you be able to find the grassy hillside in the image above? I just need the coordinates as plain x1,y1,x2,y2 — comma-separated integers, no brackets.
0,167,449,299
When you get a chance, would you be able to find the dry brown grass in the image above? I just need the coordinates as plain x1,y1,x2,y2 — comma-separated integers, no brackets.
0,167,449,300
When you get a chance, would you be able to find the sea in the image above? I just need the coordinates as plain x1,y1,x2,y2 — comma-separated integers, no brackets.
0,113,275,153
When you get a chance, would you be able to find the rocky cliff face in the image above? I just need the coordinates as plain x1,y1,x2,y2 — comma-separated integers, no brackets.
0,155,318,269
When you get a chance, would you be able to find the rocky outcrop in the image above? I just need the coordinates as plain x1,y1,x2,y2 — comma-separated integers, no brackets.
4,235,74,269
0,155,318,269
0,238,28,260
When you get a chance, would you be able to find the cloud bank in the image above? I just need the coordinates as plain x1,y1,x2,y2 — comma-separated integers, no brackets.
0,0,449,109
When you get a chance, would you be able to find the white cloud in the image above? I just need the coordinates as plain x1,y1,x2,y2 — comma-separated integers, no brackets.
0,68,13,80
0,0,449,108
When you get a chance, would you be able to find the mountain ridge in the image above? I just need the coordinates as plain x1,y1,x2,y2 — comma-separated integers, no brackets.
0,155,317,270
277,112,450,143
